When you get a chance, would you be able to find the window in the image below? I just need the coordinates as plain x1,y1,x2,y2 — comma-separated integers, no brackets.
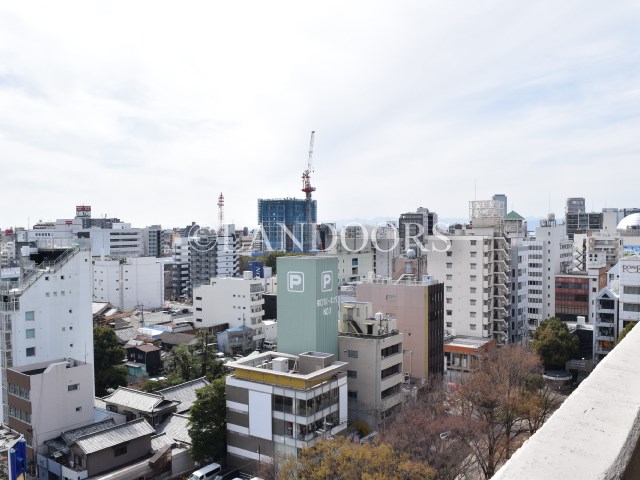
470,287,476,293
446,274,452,281
25,311,35,321
624,286,640,295
471,252,477,258
347,370,357,378
68,384,79,392
385,295,396,301
470,324,477,330
348,391,358,399
114,445,127,457
76,406,82,412
26,347,36,357
25,329,35,339
447,251,452,257
446,322,452,327
470,240,477,246
470,299,476,306
446,263,452,269
470,275,477,281
195,296,203,300
446,286,452,292
470,312,477,318
446,298,452,304
470,263,477,270
346,350,358,358
446,310,452,316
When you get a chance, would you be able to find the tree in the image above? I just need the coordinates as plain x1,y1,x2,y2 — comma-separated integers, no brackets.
163,334,226,383
517,375,562,434
188,377,227,463
616,321,636,345
383,381,475,480
532,317,580,370
93,326,128,396
455,345,542,479
294,436,433,480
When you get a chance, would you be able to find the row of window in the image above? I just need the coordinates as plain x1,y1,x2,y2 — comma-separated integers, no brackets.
8,405,31,424
8,383,30,400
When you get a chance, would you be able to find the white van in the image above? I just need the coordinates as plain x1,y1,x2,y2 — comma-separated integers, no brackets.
188,463,222,480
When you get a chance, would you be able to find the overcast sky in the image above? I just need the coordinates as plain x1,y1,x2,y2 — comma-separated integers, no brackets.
1,1,639,230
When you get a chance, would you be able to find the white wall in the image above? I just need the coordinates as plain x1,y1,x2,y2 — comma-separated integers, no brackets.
193,277,264,331
93,257,164,310
30,360,95,446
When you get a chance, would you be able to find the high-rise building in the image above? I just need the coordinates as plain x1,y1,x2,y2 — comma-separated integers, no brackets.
492,194,508,219
257,198,317,252
276,256,338,356
0,240,94,423
142,225,163,258
427,225,510,345
398,207,437,254
565,197,603,240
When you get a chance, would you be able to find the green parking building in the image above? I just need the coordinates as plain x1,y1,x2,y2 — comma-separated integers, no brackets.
276,256,339,356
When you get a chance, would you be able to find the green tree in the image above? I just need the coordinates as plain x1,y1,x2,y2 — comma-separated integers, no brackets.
532,317,579,370
169,343,200,381
188,378,227,463
93,326,128,396
616,321,636,345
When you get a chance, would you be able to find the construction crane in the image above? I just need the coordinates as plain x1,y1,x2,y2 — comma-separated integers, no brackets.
217,192,224,234
301,131,316,253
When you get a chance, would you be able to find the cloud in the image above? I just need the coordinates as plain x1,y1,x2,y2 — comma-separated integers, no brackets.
0,1,639,230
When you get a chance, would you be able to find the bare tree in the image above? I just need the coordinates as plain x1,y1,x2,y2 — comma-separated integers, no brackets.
455,345,542,479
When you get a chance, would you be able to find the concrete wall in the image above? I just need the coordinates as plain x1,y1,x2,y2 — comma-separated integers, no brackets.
493,321,640,479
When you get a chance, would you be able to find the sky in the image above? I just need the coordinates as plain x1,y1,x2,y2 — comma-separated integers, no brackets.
1,1,639,230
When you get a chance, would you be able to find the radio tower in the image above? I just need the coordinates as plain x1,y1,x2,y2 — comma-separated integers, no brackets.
301,131,316,253
217,192,224,234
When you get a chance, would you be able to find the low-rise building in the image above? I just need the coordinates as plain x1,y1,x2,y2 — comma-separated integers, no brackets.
6,358,95,461
225,351,348,469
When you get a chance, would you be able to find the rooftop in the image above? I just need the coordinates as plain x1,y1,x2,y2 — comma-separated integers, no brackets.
103,387,178,413
73,418,155,455
157,377,209,413
444,336,495,350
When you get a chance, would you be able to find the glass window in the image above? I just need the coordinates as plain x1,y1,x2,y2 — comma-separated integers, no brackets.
25,311,35,321
26,329,35,339
26,347,36,357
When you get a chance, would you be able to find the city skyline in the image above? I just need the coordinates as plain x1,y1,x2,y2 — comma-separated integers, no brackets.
1,2,639,228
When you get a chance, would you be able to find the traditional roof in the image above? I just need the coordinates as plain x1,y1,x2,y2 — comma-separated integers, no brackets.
158,331,198,346
73,418,155,455
45,419,116,454
156,414,192,445
124,343,161,353
103,387,177,413
157,377,209,413
505,210,525,221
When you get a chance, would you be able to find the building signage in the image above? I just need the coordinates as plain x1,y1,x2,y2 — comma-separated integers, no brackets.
0,267,20,280
287,272,304,292
75,205,91,218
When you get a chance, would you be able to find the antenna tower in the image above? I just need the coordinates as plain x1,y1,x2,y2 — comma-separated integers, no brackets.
217,192,224,234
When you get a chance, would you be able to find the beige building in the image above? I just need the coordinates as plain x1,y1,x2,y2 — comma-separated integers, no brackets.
225,351,348,470
355,277,444,381
338,301,403,429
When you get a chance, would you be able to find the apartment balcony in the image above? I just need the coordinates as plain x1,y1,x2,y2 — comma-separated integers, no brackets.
493,323,640,480
0,300,19,312
380,372,403,392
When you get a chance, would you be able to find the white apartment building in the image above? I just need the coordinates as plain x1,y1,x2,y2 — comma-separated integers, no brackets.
80,224,144,258
6,358,95,458
225,351,348,469
193,277,265,342
27,218,83,243
0,241,94,423
93,257,164,310
318,227,375,285
523,218,573,331
427,227,509,344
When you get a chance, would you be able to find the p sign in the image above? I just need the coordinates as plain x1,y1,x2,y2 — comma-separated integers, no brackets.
287,272,304,292
321,271,333,292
